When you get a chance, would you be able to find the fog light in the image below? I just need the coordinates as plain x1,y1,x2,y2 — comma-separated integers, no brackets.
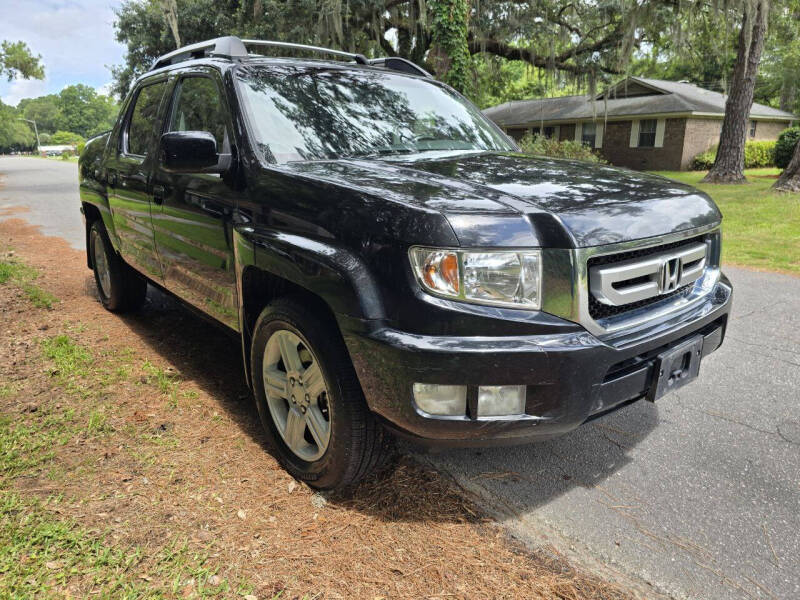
477,385,526,417
413,383,467,416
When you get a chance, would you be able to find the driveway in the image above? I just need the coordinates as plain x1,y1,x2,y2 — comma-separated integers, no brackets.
2,156,799,599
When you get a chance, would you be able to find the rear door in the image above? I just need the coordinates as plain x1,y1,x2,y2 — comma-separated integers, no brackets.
151,72,239,330
106,78,169,281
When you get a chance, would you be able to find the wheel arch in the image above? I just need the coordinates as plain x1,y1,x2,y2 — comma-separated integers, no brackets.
235,227,386,388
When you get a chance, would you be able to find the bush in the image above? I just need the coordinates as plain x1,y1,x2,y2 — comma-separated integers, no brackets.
518,133,605,163
691,147,716,170
775,127,800,169
76,141,85,156
744,140,776,168
691,140,776,170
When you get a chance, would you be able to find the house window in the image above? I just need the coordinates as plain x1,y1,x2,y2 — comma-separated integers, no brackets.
530,126,558,139
638,119,657,147
531,125,558,139
749,121,757,137
581,122,596,146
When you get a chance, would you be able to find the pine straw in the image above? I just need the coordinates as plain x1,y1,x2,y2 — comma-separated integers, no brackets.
0,216,631,599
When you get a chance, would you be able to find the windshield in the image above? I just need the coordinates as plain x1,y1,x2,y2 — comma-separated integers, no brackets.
235,65,515,163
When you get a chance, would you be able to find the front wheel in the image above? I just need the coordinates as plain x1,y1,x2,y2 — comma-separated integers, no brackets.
250,297,392,490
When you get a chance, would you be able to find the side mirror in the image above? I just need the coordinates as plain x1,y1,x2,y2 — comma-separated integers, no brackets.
159,131,226,173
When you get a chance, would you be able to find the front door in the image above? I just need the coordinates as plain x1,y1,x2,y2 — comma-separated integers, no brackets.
151,74,239,330
106,78,169,281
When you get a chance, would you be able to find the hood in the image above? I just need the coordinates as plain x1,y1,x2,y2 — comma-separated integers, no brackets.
280,151,721,248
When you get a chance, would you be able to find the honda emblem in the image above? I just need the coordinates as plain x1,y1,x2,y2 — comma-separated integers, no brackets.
659,257,681,293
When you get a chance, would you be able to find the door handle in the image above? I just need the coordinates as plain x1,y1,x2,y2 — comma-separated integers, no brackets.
153,184,167,205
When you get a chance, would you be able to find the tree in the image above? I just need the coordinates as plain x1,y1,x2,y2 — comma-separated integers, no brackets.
0,40,44,81
631,6,739,94
430,0,472,94
772,140,800,191
702,0,770,184
110,0,679,99
111,0,239,98
49,130,85,145
57,85,118,138
0,41,43,153
758,0,800,113
0,101,36,152
160,0,181,47
18,95,64,134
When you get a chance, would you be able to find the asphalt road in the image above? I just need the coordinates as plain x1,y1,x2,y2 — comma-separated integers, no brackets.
0,156,84,249
2,156,799,599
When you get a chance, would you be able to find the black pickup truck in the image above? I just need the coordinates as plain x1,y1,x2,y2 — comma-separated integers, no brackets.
79,36,732,489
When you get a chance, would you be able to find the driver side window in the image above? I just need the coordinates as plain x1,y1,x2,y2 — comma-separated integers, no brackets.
168,77,229,150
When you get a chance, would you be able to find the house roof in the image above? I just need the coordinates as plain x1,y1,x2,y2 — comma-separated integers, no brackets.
484,77,797,126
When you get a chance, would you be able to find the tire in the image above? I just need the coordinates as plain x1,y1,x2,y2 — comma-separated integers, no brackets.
88,220,147,312
250,296,393,490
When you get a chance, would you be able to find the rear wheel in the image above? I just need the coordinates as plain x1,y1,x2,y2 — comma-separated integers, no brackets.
251,297,392,490
89,220,147,312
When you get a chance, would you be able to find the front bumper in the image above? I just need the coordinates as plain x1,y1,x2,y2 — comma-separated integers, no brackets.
342,273,732,447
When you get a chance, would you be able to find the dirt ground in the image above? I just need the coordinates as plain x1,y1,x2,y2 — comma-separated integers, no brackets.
0,212,630,599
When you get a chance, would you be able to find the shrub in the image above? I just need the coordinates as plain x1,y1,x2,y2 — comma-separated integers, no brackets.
518,133,605,163
76,140,86,156
775,127,800,169
744,140,776,168
691,140,776,170
691,147,716,170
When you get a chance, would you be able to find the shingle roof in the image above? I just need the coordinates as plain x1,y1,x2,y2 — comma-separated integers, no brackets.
484,77,797,126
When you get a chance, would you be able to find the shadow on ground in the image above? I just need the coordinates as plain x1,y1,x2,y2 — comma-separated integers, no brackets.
88,276,657,524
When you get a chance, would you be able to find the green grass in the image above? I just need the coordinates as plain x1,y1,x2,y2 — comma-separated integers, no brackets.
0,414,75,479
654,168,800,274
0,493,239,599
41,335,93,379
0,351,250,599
0,256,58,308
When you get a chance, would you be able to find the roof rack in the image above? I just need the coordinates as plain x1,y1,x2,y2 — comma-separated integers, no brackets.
367,57,432,78
242,39,369,65
151,36,247,71
150,36,433,78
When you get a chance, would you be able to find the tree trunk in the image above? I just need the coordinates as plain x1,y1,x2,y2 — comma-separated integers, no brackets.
430,0,472,94
772,141,800,192
702,0,768,184
160,0,181,49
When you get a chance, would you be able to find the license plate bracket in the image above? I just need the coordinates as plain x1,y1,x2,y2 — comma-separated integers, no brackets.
647,335,704,402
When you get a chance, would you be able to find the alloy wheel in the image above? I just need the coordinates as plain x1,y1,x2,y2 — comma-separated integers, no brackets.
262,329,332,461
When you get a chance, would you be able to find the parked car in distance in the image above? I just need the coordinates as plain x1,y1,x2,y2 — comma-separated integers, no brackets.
79,37,732,489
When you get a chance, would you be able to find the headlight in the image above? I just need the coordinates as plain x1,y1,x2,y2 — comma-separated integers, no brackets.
409,247,542,310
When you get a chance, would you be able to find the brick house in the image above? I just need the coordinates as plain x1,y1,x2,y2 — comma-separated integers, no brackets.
483,77,797,170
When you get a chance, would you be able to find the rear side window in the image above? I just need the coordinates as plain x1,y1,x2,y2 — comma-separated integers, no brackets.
126,81,168,156
168,77,228,149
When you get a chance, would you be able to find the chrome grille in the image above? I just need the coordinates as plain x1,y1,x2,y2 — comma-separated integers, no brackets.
587,235,709,321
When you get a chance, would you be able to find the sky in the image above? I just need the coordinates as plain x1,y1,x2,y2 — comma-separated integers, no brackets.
0,0,126,105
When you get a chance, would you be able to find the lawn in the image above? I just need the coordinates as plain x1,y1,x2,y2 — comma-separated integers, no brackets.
654,168,800,275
